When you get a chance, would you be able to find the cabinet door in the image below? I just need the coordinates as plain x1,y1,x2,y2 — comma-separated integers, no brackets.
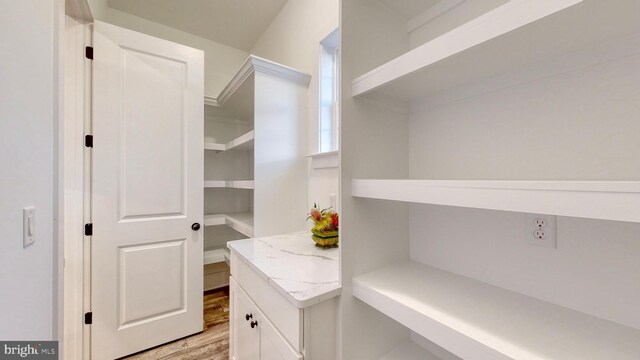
258,313,303,360
231,278,259,360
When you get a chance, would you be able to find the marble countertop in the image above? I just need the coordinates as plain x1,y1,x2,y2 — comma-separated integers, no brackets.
227,231,341,308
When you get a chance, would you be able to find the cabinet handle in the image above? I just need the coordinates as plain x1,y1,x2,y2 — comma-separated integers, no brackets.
250,320,258,329
191,223,201,231
245,313,253,321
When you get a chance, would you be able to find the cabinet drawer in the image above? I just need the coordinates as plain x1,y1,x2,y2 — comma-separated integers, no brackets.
231,251,303,351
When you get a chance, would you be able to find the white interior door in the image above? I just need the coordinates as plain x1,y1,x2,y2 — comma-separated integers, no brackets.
91,21,204,360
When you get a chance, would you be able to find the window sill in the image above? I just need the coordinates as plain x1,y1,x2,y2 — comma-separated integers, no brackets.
307,150,339,169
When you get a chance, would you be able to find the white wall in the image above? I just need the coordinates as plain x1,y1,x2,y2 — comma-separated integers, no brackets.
408,0,507,50
0,0,63,340
253,72,310,236
88,1,249,98
86,0,107,21
250,0,340,212
409,53,640,181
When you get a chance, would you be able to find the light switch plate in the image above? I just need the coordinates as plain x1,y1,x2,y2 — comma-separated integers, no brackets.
23,207,35,247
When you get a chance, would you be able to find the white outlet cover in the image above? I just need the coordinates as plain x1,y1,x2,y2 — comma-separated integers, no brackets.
526,213,556,248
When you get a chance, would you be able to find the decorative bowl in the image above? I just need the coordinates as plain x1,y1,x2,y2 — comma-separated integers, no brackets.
311,229,339,249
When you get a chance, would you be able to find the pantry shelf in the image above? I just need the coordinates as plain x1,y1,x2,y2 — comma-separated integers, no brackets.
380,340,442,360
204,130,255,152
203,247,231,265
204,212,254,238
353,261,640,359
204,180,254,190
351,179,640,223
351,0,640,100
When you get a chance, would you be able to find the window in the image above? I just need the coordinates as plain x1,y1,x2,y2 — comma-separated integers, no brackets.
319,29,340,153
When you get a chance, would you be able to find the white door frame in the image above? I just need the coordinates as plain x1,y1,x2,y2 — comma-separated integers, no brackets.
62,10,207,359
61,0,92,359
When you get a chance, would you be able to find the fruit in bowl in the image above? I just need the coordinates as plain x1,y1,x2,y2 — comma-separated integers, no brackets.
307,204,339,249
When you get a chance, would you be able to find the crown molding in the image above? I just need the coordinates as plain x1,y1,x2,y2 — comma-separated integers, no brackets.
250,55,312,86
209,55,311,107
204,96,219,107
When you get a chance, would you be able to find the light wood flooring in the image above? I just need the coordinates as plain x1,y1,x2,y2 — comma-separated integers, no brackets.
123,288,230,360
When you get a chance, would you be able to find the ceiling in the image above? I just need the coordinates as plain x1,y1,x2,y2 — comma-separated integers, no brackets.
378,0,440,20
108,0,288,51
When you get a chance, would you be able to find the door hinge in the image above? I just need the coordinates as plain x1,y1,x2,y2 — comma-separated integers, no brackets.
85,46,93,60
84,312,92,325
85,135,93,148
84,223,93,236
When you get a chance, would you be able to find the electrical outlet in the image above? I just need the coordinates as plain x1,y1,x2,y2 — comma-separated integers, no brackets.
533,218,547,228
526,213,556,248
533,229,546,239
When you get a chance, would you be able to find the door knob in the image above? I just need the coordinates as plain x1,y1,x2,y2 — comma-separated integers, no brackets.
245,313,253,321
250,320,258,329
191,223,201,231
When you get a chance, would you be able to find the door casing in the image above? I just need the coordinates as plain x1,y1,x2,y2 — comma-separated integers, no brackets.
61,2,93,359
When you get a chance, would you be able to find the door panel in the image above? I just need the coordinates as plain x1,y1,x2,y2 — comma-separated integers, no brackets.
118,239,185,327
120,47,186,219
91,20,204,360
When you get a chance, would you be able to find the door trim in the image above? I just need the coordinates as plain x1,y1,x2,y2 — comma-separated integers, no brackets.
61,2,92,358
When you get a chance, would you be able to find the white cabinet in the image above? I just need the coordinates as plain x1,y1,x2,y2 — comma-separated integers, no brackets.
231,279,259,360
229,246,338,360
231,277,302,360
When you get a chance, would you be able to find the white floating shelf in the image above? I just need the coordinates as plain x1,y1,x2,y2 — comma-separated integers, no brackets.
224,212,254,237
204,142,225,151
353,261,640,360
204,180,254,190
204,212,254,238
351,0,640,100
204,130,255,152
204,247,230,265
225,130,254,151
203,213,226,226
226,180,254,190
352,179,640,223
380,340,442,360
203,180,226,188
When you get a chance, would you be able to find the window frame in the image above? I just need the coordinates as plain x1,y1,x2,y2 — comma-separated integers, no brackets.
318,29,340,154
